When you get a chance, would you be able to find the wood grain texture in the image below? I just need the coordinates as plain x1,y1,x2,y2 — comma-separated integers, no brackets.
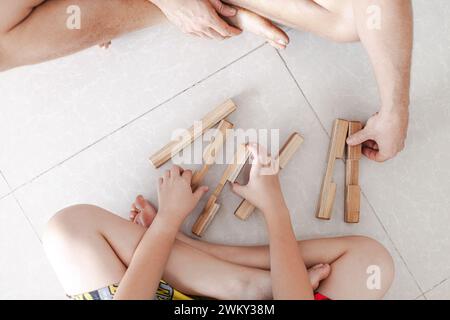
347,121,362,160
316,119,348,220
191,120,233,190
150,100,236,168
345,185,360,223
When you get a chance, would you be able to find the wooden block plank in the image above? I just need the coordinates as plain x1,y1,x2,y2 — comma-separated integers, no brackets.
316,119,348,220
347,121,362,160
334,119,349,159
149,100,236,168
192,203,221,237
191,120,233,190
345,160,359,186
278,132,304,169
234,132,304,220
234,199,256,221
191,144,249,235
227,144,251,183
317,182,336,220
345,185,360,223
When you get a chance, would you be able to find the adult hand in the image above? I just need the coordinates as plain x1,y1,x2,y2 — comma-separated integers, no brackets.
151,0,242,39
157,165,208,225
347,108,409,162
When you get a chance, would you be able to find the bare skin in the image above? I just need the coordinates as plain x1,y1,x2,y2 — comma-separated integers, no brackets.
130,194,331,291
0,0,412,162
0,0,288,71
44,203,394,300
43,146,394,300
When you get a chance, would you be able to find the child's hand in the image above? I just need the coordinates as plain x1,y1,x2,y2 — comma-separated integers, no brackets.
231,143,287,215
157,165,208,226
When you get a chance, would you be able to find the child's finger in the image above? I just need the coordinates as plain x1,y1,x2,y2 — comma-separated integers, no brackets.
193,185,209,202
231,182,249,199
182,169,193,182
247,143,271,167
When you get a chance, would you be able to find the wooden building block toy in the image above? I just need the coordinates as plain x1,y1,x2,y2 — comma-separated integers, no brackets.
316,119,349,220
191,119,234,190
344,121,362,223
192,144,248,237
150,99,236,168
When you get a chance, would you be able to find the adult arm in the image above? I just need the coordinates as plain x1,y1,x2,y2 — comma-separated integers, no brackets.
347,0,413,162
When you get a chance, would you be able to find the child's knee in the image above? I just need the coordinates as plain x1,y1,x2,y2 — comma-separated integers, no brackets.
43,204,101,247
351,236,395,291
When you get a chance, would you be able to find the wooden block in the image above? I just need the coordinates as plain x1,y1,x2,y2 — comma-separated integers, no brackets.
345,160,359,186
149,100,236,168
192,203,221,237
192,145,249,235
316,119,348,220
234,132,304,220
191,120,233,190
227,144,251,183
347,121,362,160
334,119,349,159
278,133,304,169
345,185,360,223
234,199,256,221
317,182,336,220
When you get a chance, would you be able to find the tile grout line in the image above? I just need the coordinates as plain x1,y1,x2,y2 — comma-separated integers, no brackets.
6,42,268,196
0,170,43,243
276,49,425,298
361,190,425,296
276,50,331,136
422,276,449,297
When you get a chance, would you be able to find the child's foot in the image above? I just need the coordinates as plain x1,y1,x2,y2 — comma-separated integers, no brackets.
226,7,289,50
130,195,157,227
308,264,331,290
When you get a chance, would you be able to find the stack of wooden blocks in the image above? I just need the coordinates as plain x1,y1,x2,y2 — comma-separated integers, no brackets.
316,119,362,223
149,99,304,236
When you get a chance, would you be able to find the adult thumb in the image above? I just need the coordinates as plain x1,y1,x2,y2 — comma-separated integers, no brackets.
347,128,370,146
194,186,209,201
210,0,237,17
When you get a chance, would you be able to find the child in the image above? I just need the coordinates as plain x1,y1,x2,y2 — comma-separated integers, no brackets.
43,143,394,300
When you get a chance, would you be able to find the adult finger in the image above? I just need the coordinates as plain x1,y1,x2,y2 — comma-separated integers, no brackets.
210,13,242,37
347,127,372,146
209,0,237,17
362,147,388,162
205,27,226,40
362,140,378,150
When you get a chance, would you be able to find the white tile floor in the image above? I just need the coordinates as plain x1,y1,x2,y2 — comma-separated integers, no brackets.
0,0,449,300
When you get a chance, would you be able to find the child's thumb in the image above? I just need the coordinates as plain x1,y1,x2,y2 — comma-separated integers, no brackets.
347,128,369,146
231,182,248,199
194,186,209,201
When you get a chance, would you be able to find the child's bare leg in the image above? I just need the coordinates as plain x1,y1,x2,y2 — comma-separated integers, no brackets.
45,204,393,299
0,0,165,71
43,204,272,299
